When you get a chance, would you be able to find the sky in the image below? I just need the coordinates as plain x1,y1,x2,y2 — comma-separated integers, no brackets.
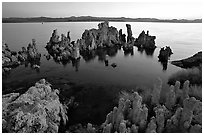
2,1,202,19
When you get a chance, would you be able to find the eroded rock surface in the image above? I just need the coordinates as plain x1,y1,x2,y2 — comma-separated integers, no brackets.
79,21,119,51
46,29,80,62
2,41,20,74
99,80,202,133
2,79,68,133
2,40,41,75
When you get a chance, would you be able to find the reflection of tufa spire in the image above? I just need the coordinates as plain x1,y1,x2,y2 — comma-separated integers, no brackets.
71,58,80,72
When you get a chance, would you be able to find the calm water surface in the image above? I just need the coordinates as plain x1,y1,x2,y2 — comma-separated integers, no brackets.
2,22,202,125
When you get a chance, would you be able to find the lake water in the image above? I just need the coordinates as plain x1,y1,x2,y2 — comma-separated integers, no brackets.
2,22,202,125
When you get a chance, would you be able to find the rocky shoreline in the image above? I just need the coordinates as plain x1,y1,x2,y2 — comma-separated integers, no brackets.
171,51,202,69
2,78,201,133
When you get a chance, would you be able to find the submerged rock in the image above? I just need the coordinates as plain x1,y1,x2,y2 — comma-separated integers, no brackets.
171,51,202,68
2,79,68,133
134,30,156,49
111,63,117,68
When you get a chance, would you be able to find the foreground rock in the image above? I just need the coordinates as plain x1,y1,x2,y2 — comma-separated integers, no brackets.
46,29,80,62
79,21,120,51
168,66,202,88
2,79,68,133
73,79,201,133
101,79,202,133
171,51,202,68
134,30,156,49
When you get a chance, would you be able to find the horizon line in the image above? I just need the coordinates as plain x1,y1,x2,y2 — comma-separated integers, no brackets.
2,16,202,20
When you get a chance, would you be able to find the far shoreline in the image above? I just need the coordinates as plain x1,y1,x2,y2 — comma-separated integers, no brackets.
2,16,202,23
2,21,202,24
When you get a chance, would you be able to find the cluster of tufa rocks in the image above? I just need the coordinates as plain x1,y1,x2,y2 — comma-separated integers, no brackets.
134,30,156,50
45,22,157,64
45,29,80,62
82,79,202,133
120,24,135,52
79,21,120,51
2,39,41,75
2,41,20,74
2,79,68,133
18,39,41,66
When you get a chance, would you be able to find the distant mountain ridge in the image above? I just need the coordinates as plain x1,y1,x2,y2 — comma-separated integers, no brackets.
2,16,202,23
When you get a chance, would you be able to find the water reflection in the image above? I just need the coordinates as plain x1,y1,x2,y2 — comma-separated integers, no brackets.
159,61,168,71
45,45,169,72
71,58,80,72
80,50,97,62
61,58,81,72
23,59,41,73
123,48,134,56
137,47,155,57
80,46,119,62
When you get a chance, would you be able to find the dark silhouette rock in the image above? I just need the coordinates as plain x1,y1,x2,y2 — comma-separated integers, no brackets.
119,29,123,44
171,51,202,68
121,34,126,43
158,46,173,62
134,30,156,49
126,24,133,43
